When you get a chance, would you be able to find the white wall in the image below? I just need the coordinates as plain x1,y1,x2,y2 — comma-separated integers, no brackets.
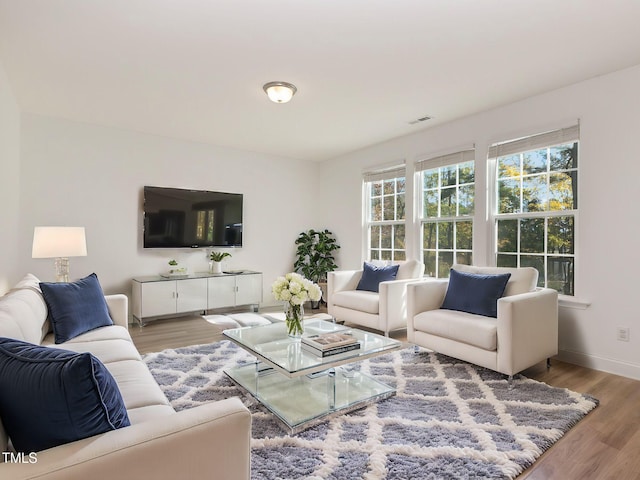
0,58,21,294
319,64,640,380
18,114,321,304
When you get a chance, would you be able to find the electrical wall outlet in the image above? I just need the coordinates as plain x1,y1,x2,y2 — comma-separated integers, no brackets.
617,327,630,342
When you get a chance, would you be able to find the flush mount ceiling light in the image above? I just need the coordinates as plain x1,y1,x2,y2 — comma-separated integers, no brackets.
263,81,297,103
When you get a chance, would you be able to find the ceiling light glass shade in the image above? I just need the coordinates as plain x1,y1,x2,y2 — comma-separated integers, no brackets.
263,81,297,103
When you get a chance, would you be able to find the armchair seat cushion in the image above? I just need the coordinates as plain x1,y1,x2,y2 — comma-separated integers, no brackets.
414,309,497,351
331,290,379,315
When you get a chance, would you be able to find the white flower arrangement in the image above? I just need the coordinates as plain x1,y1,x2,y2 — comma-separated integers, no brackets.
272,273,322,336
272,272,322,305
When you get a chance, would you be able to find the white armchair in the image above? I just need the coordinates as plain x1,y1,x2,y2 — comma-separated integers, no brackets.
328,260,424,336
407,264,558,381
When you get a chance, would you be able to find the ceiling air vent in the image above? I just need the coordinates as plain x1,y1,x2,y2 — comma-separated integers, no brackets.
408,115,432,125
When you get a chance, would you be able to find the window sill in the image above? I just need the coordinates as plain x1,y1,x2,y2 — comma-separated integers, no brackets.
558,295,591,310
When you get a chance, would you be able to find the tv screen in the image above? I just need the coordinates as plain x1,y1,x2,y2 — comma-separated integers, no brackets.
143,186,243,248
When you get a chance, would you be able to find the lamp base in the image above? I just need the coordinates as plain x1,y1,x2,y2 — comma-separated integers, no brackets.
54,257,70,283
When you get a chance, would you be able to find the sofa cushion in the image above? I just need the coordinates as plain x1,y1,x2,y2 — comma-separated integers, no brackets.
452,264,538,297
0,274,48,344
414,309,498,351
0,417,6,457
356,262,399,293
40,273,113,344
0,337,130,453
105,360,172,410
42,324,133,346
441,269,511,318
49,338,142,365
331,290,380,314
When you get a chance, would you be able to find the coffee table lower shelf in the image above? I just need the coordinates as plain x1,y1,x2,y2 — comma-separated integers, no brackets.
224,363,396,434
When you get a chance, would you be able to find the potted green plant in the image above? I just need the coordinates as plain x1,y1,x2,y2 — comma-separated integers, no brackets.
209,251,231,274
167,259,187,276
294,229,340,308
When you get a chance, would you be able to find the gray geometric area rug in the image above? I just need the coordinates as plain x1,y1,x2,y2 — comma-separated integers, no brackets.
143,341,598,480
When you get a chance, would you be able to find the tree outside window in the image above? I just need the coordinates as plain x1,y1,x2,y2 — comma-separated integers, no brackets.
495,140,578,295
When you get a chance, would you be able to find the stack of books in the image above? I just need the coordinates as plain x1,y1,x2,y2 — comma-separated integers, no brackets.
301,332,361,357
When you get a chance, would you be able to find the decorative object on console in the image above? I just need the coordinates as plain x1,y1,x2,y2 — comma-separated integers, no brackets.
293,229,340,308
31,226,87,282
263,81,297,103
209,251,231,274
272,273,322,337
40,273,114,344
165,259,188,277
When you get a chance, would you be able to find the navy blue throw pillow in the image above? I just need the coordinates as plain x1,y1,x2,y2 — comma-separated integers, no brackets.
441,269,511,318
356,262,400,293
40,273,113,343
0,337,130,453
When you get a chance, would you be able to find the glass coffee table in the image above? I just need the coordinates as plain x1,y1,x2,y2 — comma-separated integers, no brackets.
223,319,401,433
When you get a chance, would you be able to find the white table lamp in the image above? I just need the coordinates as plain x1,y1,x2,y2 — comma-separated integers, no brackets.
32,226,87,282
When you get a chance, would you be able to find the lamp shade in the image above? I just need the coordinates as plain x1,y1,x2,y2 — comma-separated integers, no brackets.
32,227,87,258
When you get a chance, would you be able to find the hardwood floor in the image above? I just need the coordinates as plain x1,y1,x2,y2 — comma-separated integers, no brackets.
130,314,640,480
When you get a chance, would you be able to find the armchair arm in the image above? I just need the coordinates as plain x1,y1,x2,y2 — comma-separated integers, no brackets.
0,397,251,480
327,270,363,293
327,270,363,315
379,278,428,333
406,280,448,341
496,288,558,375
105,294,129,329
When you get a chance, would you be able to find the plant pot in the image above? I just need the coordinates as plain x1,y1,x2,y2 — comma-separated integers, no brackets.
210,261,223,274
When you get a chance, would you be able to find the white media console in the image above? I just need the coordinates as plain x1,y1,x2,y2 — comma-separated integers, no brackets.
132,271,263,324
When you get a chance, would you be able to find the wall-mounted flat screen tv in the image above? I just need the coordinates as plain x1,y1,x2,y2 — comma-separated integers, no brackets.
143,186,243,248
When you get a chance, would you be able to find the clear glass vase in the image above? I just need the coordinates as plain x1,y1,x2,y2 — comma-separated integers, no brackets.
284,302,304,338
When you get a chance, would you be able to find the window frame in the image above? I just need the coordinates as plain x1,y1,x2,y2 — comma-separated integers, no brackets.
489,126,579,297
363,166,407,263
416,150,475,278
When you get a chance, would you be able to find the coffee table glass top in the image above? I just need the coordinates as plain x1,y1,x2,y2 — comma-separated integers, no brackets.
223,318,401,433
223,319,401,377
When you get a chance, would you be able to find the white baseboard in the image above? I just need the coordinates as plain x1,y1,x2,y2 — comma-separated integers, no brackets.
558,348,640,381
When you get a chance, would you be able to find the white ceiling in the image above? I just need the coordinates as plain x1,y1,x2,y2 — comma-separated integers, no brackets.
1,1,640,161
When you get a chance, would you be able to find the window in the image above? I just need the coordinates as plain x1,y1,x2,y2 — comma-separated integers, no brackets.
196,210,215,242
364,166,406,261
490,125,579,295
416,150,475,277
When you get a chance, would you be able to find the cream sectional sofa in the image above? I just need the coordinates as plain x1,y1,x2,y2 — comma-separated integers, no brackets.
0,274,251,480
